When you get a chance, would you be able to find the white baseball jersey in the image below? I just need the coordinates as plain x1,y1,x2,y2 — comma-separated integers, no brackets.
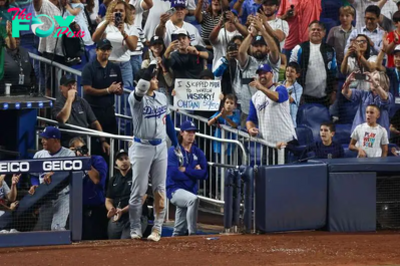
128,91,169,140
249,85,297,145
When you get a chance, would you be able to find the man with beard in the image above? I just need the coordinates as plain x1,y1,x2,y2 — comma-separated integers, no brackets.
290,20,337,106
258,0,289,52
237,15,280,126
81,39,122,156
246,64,297,149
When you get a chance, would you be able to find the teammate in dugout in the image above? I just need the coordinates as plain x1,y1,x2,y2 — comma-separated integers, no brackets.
167,121,208,236
30,126,76,231
128,66,181,242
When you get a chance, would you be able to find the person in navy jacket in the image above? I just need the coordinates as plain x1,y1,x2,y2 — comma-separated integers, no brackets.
167,121,208,236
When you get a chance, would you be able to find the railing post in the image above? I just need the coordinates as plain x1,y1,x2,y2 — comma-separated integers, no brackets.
109,138,115,177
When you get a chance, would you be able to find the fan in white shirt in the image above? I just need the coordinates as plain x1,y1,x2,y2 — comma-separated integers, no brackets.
259,0,289,51
143,0,196,41
129,0,153,28
154,0,205,48
209,10,248,71
350,105,389,158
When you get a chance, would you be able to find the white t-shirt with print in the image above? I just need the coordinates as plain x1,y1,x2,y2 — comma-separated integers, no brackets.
97,21,139,62
350,123,389,158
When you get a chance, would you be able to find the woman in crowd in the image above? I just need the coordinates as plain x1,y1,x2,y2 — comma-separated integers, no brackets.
342,70,393,135
195,0,224,51
142,35,173,102
341,34,377,91
92,0,138,88
167,121,208,236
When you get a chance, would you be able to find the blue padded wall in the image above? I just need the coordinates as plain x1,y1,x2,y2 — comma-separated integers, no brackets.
328,172,376,232
256,163,328,233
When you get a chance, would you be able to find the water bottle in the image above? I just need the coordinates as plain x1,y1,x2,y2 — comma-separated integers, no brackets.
114,202,122,222
5,83,11,96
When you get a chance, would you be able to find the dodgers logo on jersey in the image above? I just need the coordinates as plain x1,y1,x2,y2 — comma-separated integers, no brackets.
143,106,167,119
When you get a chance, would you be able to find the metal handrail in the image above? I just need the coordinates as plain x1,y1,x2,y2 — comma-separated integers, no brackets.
29,52,82,77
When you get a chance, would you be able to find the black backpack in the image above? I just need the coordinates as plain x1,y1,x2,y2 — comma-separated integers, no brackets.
61,22,87,66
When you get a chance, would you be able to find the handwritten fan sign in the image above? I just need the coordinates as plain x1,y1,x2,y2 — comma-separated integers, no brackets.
173,79,221,111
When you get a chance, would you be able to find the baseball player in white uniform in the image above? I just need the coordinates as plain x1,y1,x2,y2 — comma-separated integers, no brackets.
128,66,181,242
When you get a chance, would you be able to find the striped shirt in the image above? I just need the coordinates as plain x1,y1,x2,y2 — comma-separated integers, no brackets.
201,12,222,45
131,27,146,56
35,0,63,56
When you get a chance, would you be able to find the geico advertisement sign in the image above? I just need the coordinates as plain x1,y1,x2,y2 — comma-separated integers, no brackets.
0,160,83,173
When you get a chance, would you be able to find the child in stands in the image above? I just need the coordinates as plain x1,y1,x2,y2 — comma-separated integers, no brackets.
349,104,389,158
208,94,240,155
282,62,303,127
277,122,344,159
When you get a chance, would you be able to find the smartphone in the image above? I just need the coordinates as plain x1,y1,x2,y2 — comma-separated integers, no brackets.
171,34,178,42
115,12,122,26
354,73,366,80
166,7,176,16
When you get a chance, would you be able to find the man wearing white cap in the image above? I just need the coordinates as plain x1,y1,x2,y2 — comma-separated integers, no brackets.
155,0,204,48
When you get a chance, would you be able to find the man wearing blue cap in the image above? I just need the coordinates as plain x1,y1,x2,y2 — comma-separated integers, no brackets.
143,0,196,41
155,0,204,48
167,121,208,236
247,64,297,148
30,126,76,231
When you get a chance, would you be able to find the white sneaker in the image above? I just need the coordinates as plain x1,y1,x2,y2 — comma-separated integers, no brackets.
147,231,161,242
9,229,19,233
0,230,9,234
130,233,142,240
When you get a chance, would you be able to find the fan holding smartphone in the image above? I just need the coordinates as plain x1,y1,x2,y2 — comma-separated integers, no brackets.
341,34,377,91
92,0,139,88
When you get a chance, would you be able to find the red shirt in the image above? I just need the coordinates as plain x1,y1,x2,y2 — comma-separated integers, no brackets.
386,31,399,68
278,0,321,50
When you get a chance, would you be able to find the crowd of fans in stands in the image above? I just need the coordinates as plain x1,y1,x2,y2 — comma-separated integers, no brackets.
3,0,400,239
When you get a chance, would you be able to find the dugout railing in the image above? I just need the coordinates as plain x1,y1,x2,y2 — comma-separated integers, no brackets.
34,116,249,227
29,52,285,205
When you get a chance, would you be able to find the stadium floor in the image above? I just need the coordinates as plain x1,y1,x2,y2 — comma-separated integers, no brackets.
0,232,399,265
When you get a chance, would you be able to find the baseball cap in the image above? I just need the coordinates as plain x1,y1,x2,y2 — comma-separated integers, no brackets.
262,0,279,5
150,35,164,46
256,64,273,74
96,39,112,49
115,149,128,160
172,28,189,37
171,0,186,8
230,9,239,17
199,69,214,79
59,74,76,86
180,121,198,132
40,126,61,139
252,35,267,46
394,45,400,54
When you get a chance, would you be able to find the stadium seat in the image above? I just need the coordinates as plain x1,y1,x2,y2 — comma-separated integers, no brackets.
333,124,351,145
297,103,331,142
